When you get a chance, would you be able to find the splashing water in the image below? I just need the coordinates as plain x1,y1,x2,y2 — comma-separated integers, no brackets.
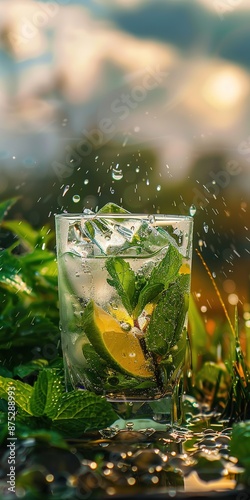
73,195,80,203
62,185,70,197
189,205,196,216
112,166,123,181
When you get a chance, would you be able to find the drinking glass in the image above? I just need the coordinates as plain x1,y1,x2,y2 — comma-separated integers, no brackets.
55,209,193,428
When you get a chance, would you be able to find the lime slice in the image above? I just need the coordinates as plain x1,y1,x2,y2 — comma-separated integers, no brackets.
82,301,153,379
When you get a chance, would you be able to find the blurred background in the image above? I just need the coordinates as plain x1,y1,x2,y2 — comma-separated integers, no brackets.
0,0,249,318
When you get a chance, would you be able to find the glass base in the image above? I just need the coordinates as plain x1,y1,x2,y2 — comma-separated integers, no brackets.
108,391,184,431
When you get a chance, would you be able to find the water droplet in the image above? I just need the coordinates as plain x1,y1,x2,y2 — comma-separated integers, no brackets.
62,185,70,197
84,179,89,185
110,187,115,194
146,179,150,186
156,185,161,191
73,194,80,203
129,352,136,358
148,215,155,224
121,322,131,331
189,205,196,216
203,223,209,233
112,167,123,181
135,167,140,173
126,422,134,430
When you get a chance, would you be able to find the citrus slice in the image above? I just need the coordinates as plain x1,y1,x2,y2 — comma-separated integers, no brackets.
82,301,153,378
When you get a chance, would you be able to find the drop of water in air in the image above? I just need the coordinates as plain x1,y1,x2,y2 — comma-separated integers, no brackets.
84,179,89,185
73,195,80,203
62,185,70,197
112,167,123,181
203,223,209,233
156,185,161,192
189,205,196,216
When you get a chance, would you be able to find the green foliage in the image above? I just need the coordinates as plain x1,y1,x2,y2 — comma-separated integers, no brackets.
0,199,59,367
0,368,117,438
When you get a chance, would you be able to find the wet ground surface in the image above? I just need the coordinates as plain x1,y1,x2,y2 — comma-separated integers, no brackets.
1,414,249,499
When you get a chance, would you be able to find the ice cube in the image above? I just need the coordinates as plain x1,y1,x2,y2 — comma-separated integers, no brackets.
81,217,130,255
67,222,94,257
80,215,172,256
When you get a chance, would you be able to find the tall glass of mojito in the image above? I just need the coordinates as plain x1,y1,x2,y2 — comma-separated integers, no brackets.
55,204,193,423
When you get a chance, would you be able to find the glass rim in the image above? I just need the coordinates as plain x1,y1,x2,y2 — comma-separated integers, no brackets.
55,212,193,222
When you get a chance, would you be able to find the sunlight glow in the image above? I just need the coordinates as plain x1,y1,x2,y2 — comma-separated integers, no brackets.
202,68,248,109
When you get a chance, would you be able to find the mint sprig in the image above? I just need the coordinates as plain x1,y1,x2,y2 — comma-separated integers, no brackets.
105,243,185,320
104,243,190,359
0,369,117,437
106,257,136,315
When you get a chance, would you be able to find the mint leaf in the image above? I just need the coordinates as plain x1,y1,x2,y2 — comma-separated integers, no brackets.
0,376,33,416
30,368,64,418
145,275,190,356
134,282,164,318
97,203,130,215
52,390,117,436
106,257,136,314
134,245,184,318
149,244,182,288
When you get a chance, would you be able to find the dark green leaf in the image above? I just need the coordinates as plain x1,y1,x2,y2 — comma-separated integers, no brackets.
134,282,164,318
0,197,19,223
106,257,136,314
13,360,48,379
52,390,117,436
149,244,182,288
145,275,189,356
30,368,64,418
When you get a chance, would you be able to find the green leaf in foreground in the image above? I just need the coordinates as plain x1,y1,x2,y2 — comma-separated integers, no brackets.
0,370,118,437
0,376,33,416
30,368,64,418
52,390,117,436
106,257,136,314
